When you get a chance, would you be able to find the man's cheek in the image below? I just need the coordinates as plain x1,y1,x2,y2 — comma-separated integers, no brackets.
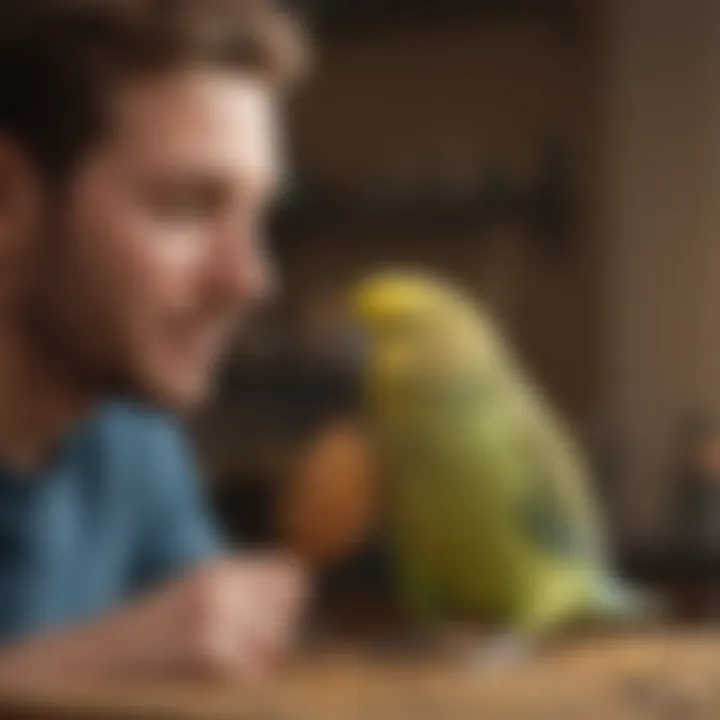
142,218,209,271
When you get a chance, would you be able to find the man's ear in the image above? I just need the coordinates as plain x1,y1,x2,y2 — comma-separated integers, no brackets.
0,134,43,259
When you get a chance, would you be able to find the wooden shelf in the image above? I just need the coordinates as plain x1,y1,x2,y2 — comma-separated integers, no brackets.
294,0,583,39
271,162,575,257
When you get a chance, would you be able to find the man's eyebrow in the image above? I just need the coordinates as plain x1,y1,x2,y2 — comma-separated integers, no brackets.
177,165,281,193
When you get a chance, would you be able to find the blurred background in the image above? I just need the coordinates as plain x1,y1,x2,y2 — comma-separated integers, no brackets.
193,0,720,626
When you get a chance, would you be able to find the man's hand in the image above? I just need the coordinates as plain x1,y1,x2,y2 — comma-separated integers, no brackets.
0,555,310,685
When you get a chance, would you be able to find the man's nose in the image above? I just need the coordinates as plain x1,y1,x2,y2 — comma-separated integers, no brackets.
209,229,278,307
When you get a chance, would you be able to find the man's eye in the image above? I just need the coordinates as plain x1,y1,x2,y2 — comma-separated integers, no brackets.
148,184,222,221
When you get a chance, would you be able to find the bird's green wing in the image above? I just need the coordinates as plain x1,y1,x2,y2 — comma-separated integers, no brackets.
515,407,604,562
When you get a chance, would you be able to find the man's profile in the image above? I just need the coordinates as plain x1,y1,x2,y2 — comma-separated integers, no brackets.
0,0,308,683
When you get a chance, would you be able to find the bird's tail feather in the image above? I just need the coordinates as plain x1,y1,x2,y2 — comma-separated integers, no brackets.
590,575,662,625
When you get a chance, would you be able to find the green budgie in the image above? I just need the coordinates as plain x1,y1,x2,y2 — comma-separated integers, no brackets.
351,270,645,651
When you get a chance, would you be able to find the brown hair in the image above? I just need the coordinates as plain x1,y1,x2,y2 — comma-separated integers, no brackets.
0,0,307,181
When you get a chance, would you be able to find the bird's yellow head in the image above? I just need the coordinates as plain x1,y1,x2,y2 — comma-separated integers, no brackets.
351,270,508,386
354,271,452,328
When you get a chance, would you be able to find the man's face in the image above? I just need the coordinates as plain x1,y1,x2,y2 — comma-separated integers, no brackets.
22,69,282,409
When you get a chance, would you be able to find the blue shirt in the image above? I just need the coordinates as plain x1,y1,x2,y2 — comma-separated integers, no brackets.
0,402,223,643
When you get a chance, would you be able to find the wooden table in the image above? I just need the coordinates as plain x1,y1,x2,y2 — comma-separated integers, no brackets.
2,630,720,719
